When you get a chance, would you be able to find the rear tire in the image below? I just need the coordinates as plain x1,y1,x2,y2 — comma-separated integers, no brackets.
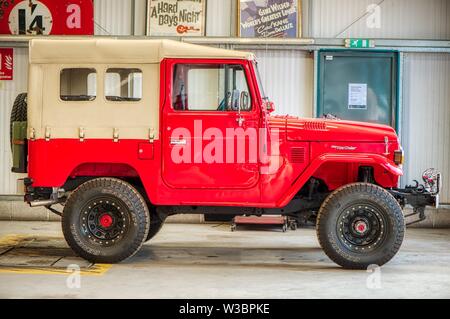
316,183,404,269
62,178,150,263
10,93,27,150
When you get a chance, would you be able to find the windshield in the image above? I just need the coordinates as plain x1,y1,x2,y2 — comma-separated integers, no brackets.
254,61,269,101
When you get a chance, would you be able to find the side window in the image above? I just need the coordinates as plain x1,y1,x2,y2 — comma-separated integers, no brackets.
172,64,251,111
105,68,142,101
60,68,96,101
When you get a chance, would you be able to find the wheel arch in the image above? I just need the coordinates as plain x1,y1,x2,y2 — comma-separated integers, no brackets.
63,162,154,204
277,153,403,207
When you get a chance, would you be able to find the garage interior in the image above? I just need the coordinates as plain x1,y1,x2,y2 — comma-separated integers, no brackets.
1,0,450,299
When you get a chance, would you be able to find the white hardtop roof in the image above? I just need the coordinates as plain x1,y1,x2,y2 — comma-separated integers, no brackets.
29,38,254,64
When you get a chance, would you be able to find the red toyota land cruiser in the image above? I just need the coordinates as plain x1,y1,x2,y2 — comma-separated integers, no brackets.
10,39,440,269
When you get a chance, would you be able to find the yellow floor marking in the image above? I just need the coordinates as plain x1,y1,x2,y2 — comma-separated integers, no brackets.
0,234,30,247
0,234,112,276
0,263,112,276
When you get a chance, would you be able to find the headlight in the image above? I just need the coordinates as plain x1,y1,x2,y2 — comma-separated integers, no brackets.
393,149,404,165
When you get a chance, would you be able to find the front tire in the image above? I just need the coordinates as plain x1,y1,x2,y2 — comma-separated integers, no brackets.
316,183,404,269
145,212,166,242
62,178,150,263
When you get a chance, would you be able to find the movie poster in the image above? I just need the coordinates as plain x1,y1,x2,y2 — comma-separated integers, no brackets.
147,0,205,36
239,0,301,38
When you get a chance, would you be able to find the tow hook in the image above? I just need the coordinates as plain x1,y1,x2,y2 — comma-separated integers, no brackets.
389,168,441,226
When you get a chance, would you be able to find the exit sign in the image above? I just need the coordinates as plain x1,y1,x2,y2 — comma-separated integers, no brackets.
345,39,375,48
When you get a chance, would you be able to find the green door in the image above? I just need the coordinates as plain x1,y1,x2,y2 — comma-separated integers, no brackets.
318,51,398,128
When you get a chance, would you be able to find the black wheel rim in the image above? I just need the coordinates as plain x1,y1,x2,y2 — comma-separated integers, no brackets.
336,203,388,253
79,197,130,246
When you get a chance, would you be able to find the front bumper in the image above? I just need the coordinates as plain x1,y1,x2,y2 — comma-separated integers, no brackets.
389,168,441,225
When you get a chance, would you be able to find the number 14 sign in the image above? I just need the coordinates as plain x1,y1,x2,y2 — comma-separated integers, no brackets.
0,0,93,35
0,48,13,81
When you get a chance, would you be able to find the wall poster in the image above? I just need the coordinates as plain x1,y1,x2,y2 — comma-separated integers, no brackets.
238,0,301,38
147,0,206,36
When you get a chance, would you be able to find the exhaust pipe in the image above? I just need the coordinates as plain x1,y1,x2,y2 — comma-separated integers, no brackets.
29,199,59,207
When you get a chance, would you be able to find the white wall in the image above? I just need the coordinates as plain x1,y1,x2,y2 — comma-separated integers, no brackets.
94,0,234,36
0,1,449,197
402,53,450,203
0,48,28,194
253,50,314,117
206,0,235,36
94,0,132,35
93,0,450,39
310,0,450,39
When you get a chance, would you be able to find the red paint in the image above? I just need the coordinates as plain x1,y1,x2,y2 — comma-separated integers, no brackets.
27,58,403,209
0,0,93,35
0,48,13,80
356,222,367,233
163,59,261,189
138,142,154,160
99,214,113,228
285,116,398,142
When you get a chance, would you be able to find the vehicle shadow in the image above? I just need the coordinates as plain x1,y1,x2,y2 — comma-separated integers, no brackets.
129,244,338,271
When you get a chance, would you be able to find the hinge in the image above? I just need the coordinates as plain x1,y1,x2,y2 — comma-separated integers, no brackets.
113,128,119,142
148,128,155,143
79,127,85,142
29,127,35,140
45,126,51,141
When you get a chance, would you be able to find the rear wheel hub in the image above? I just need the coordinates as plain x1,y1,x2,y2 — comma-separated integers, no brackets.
80,199,129,244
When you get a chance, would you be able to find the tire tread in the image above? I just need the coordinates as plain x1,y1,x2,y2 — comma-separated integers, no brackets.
62,177,150,263
316,183,405,269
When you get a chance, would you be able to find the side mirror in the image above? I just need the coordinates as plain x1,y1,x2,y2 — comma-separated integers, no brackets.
265,101,275,113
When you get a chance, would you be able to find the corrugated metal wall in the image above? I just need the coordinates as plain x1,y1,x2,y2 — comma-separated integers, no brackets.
0,1,449,198
94,0,132,35
93,0,234,37
0,48,28,194
401,53,450,203
253,49,313,117
206,0,234,36
311,0,450,39
92,0,450,39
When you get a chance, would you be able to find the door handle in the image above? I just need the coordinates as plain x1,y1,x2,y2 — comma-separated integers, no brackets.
170,139,187,145
236,116,245,127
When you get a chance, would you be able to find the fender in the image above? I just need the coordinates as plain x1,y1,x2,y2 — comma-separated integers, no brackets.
276,153,403,207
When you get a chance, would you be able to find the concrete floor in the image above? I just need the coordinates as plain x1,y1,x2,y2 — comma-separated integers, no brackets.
0,221,449,299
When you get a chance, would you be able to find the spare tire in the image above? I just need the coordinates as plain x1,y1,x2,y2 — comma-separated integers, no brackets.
10,93,27,150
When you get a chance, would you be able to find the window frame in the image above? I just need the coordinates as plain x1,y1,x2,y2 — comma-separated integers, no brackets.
59,67,98,102
170,61,256,113
104,67,143,103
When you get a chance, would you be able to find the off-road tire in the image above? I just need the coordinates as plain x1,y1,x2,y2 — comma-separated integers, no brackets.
316,183,404,269
62,178,150,263
145,213,166,242
10,93,27,150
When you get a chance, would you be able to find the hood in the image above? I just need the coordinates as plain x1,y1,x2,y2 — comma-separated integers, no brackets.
270,116,398,142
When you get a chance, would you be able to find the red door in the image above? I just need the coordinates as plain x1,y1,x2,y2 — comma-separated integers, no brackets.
162,60,260,189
